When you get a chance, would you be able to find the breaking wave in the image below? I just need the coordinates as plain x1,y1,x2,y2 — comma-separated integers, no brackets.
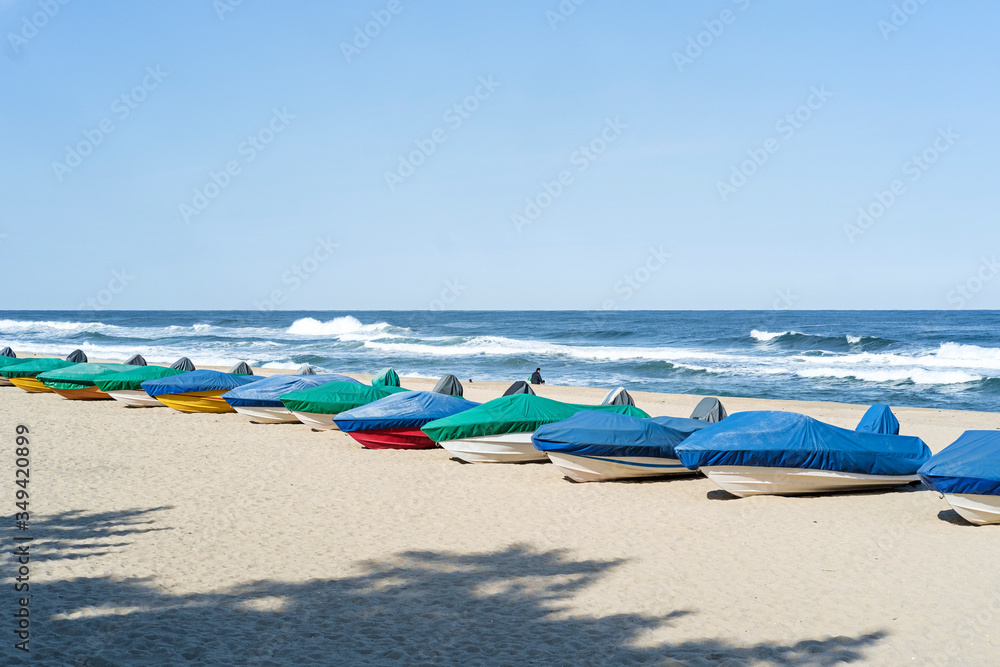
750,329,896,352
286,316,398,338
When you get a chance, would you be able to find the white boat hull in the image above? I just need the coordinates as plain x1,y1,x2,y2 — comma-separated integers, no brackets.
943,493,1000,525
289,411,341,430
439,432,548,463
107,390,164,408
701,466,920,497
233,406,298,424
546,452,693,482
0,378,12,387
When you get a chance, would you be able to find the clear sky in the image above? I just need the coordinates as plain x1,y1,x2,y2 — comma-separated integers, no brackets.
2,0,998,310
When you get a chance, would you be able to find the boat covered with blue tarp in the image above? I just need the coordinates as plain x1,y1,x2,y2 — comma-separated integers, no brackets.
674,411,930,497
223,374,360,408
334,391,481,449
141,369,263,413
531,412,711,481
917,431,1000,524
335,391,480,433
676,411,929,475
855,404,900,436
918,431,1000,497
532,412,708,459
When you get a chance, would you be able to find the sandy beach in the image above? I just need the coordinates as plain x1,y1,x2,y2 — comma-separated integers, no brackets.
3,355,999,665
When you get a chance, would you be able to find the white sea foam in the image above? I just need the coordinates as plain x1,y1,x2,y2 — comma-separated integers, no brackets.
0,319,116,333
750,329,791,342
362,336,738,370
286,316,396,338
795,366,981,385
846,335,862,344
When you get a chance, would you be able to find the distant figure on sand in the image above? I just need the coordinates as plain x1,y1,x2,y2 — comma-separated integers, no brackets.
530,368,545,385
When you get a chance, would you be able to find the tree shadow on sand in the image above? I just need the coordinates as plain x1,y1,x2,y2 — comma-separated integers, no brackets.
29,507,173,561
14,529,888,666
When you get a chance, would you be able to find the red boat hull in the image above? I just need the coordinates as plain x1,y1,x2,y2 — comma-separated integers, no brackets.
347,428,438,450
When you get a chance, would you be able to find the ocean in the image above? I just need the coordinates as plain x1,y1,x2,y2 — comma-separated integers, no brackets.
1,310,998,413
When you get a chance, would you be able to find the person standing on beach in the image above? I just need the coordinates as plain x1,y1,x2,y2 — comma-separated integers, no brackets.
530,368,545,385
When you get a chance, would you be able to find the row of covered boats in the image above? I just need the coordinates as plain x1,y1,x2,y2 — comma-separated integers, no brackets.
2,346,999,525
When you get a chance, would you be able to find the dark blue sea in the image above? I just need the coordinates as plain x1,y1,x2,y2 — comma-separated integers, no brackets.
1,310,998,412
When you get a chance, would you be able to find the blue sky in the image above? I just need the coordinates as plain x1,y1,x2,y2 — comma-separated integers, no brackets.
1,0,998,310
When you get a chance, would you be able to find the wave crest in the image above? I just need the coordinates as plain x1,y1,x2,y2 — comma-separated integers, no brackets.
750,329,895,351
286,316,395,338
796,367,981,385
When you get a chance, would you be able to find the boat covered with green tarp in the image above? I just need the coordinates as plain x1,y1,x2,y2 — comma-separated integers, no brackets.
280,382,409,430
95,366,189,407
421,394,651,463
37,363,138,399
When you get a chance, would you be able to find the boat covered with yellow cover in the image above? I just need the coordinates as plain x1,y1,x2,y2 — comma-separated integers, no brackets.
141,369,262,413
1,358,78,393
37,363,140,400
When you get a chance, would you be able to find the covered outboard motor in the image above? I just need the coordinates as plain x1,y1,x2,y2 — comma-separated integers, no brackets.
502,380,536,397
170,357,196,372
856,404,900,436
601,387,635,407
371,367,400,387
296,364,317,375
0,347,15,358
690,397,727,424
432,374,464,397
125,354,147,366
228,361,254,375
65,349,87,363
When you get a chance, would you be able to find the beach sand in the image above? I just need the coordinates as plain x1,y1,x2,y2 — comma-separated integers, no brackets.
3,355,998,664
